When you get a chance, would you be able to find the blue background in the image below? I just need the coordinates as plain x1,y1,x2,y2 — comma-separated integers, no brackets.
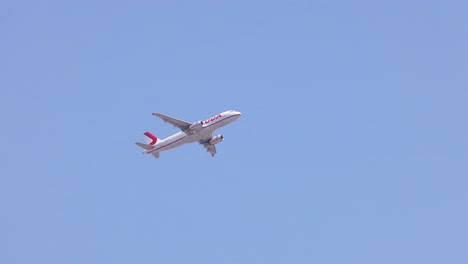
1,1,467,263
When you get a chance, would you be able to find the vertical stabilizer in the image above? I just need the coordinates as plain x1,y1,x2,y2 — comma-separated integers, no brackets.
144,132,158,145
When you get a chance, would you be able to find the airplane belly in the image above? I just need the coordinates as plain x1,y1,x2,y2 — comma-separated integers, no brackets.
162,141,185,150
158,135,189,151
190,130,213,142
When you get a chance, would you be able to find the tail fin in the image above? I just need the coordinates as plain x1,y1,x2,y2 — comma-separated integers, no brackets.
135,132,158,151
144,131,158,145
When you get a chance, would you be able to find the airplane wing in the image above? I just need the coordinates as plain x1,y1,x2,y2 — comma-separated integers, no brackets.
204,144,217,157
199,134,217,157
152,113,192,131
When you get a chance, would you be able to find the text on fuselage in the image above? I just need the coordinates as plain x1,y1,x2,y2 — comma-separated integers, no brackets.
204,114,222,124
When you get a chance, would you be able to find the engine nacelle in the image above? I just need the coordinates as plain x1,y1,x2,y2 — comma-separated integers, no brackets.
189,121,203,132
209,135,224,145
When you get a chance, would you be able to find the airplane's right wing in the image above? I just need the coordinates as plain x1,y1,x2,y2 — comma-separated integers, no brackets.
152,113,192,131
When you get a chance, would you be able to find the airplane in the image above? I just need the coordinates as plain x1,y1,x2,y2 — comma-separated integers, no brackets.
135,110,241,158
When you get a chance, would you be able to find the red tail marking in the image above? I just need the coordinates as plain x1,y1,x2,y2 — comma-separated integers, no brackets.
144,132,158,145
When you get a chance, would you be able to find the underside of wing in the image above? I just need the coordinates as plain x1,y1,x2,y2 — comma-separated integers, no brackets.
204,144,217,157
199,134,217,157
152,113,192,131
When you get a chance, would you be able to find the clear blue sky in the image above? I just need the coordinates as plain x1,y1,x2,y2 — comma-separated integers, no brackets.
1,1,467,263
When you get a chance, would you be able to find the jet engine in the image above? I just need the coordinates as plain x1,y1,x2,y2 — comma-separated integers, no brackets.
189,121,203,132
209,135,224,145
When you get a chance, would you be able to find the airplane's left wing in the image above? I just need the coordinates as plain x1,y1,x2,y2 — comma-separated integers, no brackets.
199,134,217,157
152,113,192,131
204,144,217,157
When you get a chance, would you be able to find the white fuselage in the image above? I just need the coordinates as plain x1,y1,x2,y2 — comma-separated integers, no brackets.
145,110,241,154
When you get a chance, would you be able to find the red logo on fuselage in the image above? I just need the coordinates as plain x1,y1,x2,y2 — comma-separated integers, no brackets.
204,114,222,124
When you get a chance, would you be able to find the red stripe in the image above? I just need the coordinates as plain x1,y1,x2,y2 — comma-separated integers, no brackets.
147,135,187,153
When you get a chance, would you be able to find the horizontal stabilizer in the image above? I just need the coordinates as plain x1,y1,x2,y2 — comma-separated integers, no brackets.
135,142,154,150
